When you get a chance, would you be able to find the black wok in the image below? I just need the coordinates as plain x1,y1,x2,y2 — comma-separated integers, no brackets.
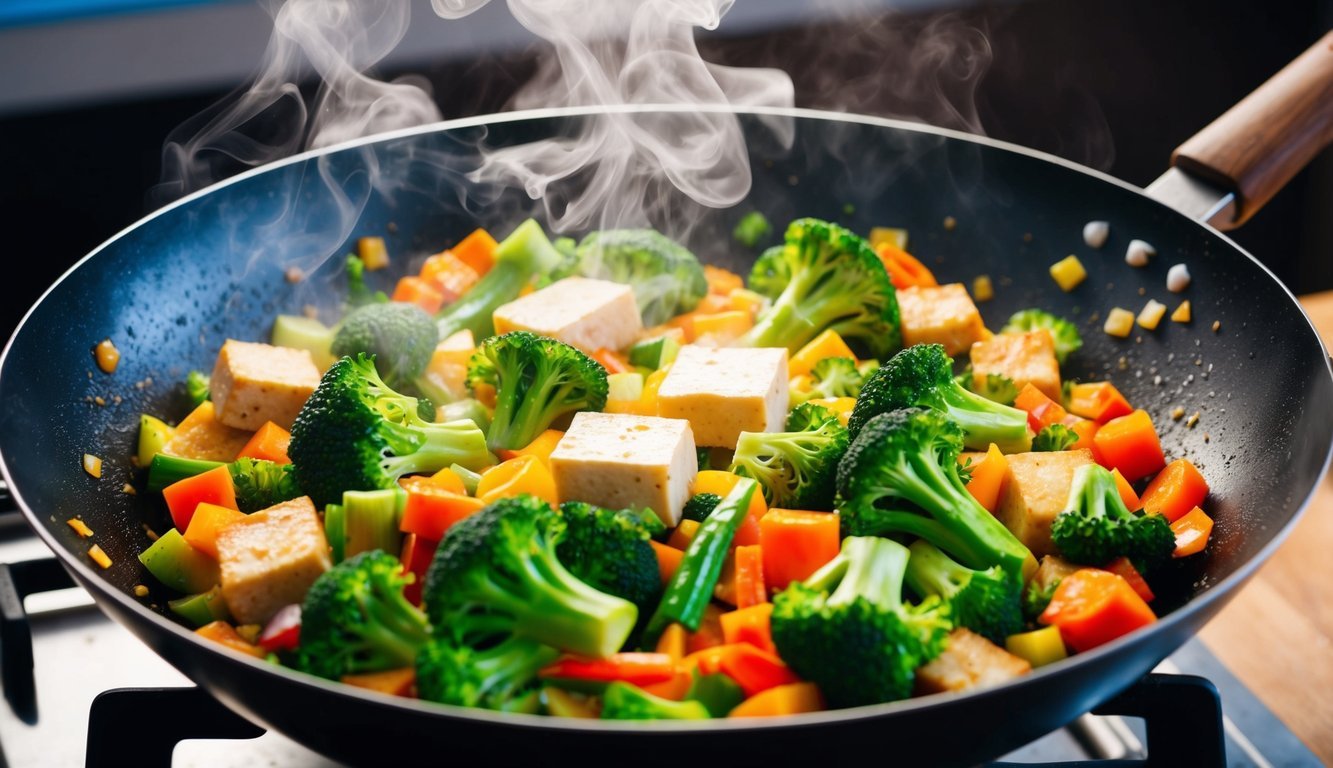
3,37,1332,766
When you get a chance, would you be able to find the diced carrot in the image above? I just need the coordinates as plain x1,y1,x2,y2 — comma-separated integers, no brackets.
1103,557,1155,603
654,622,688,663
195,621,266,658
1093,410,1166,482
728,682,824,718
758,509,841,591
540,653,676,686
476,455,559,506
391,276,445,314
449,228,499,277
496,429,565,467
1067,382,1134,423
1171,507,1214,558
591,348,631,375
163,465,238,532
668,519,701,551
733,545,767,609
720,603,776,655
1014,383,1068,432
427,466,468,495
1140,459,1210,523
342,668,416,697
1111,468,1141,511
704,265,744,295
650,540,685,587
419,251,480,303
183,502,246,559
1039,568,1157,652
236,421,292,465
685,604,726,654
788,330,857,377
875,242,938,290
964,443,1008,513
399,476,485,540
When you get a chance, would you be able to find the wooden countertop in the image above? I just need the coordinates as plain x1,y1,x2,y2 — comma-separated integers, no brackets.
1197,291,1333,764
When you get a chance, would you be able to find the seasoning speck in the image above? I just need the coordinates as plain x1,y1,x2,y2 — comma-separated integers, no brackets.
1211,320,1221,333
1171,406,1186,420
94,339,120,374
284,266,304,284
1082,220,1109,249
943,215,957,231
82,454,102,478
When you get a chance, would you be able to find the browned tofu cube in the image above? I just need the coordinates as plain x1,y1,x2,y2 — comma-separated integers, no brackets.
1032,554,1082,593
970,330,1062,401
210,340,320,431
217,497,331,625
995,449,1096,556
161,400,252,462
915,628,1032,695
898,283,988,356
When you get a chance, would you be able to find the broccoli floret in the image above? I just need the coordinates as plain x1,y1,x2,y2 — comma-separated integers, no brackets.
732,211,772,249
730,403,848,510
681,493,721,523
770,536,951,708
288,354,493,506
552,229,708,327
905,539,1022,645
437,219,564,341
331,302,439,392
837,407,1037,581
346,254,388,307
615,506,669,541
185,370,210,407
422,495,637,658
958,370,1019,406
556,501,663,615
1050,464,1175,571
848,344,1031,453
415,635,557,713
1033,424,1078,452
296,550,430,680
1002,309,1083,364
809,357,870,400
1022,579,1059,623
737,218,901,359
467,331,608,452
229,457,302,512
600,681,711,720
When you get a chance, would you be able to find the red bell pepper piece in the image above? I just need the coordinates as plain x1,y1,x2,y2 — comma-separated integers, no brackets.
257,604,302,653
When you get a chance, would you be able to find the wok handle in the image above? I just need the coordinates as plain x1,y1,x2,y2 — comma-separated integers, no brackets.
1171,29,1333,229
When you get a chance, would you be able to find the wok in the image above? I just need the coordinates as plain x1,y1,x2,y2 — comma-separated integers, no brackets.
3,33,1333,767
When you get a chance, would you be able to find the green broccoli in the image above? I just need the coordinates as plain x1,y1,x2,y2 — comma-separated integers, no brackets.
422,495,637,658
288,354,493,506
1002,309,1083,364
837,407,1037,581
296,550,430,680
415,635,557,713
437,219,564,340
346,254,388,307
736,218,902,359
681,493,721,523
600,681,711,720
848,344,1031,453
905,539,1022,645
466,331,608,452
229,457,302,512
770,535,951,708
809,357,870,400
331,302,439,393
185,370,210,407
1022,579,1059,623
1033,424,1078,452
729,403,848,510
556,501,663,615
958,370,1019,406
732,211,772,249
552,229,708,327
1050,464,1175,571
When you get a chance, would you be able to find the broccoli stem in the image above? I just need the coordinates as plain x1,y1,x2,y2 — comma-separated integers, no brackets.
379,418,495,477
903,538,969,600
342,489,405,561
938,385,1033,453
437,219,562,340
146,454,224,492
808,536,908,608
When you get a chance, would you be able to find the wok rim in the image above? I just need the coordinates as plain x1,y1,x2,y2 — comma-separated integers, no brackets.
1,103,1330,733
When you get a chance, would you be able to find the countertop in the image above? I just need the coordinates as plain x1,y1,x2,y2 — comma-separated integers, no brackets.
1198,290,1333,764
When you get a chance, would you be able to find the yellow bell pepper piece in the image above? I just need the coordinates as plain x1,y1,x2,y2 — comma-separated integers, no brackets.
805,396,856,426
789,330,857,377
1049,255,1087,292
1005,625,1068,668
543,687,600,718
498,429,564,468
476,455,559,506
692,311,753,345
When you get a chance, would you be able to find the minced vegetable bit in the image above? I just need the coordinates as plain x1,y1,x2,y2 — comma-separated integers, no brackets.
1186,411,1201,428
1103,308,1135,337
88,545,112,569
1171,406,1186,420
122,483,137,495
94,338,119,374
358,236,390,271
133,585,150,598
67,518,94,538
972,275,994,302
82,453,102,478
1049,255,1087,292
1137,300,1168,331
1171,301,1192,323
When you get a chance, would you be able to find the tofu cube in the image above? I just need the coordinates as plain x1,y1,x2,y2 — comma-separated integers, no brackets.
550,412,697,527
970,330,1062,401
216,496,331,625
210,340,321,431
897,283,988,356
492,277,643,354
657,346,789,448
995,449,1096,556
915,628,1032,695
161,400,252,462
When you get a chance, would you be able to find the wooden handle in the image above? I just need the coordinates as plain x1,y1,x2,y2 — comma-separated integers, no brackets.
1172,30,1333,228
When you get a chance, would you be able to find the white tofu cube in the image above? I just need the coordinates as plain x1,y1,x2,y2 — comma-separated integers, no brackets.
550,412,697,527
898,283,988,356
492,277,643,354
995,449,1096,557
216,497,331,625
657,346,789,448
210,339,321,431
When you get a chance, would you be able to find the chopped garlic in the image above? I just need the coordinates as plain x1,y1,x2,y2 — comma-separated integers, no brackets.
88,545,112,569
94,339,119,374
1103,308,1135,338
1083,221,1109,248
1167,263,1191,292
1171,301,1192,323
1137,300,1168,330
1186,411,1200,428
1050,255,1087,292
67,518,94,538
1125,239,1155,267
82,454,102,478
972,275,994,302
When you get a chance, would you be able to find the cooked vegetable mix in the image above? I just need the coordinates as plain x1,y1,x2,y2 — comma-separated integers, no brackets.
129,215,1214,719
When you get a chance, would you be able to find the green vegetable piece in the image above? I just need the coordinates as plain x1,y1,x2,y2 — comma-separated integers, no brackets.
685,672,745,717
168,585,231,627
417,634,558,712
732,211,772,248
229,457,302,513
600,681,710,720
138,529,219,594
342,487,406,561
449,463,483,496
324,503,347,564
271,314,338,370
905,539,1022,645
438,398,491,433
1033,424,1079,452
185,370,210,407
628,335,681,370
958,370,1019,406
808,357,870,400
1002,309,1083,364
137,415,174,469
554,229,708,327
556,501,662,617
1050,464,1175,572
1022,579,1059,623
332,303,439,391
730,403,848,510
681,492,720,523
437,219,563,341
606,372,645,403
346,254,388,307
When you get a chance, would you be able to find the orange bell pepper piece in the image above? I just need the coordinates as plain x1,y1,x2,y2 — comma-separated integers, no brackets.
1067,382,1134,423
963,443,1008,512
427,466,468,495
690,471,766,547
719,603,776,655
704,265,744,295
1170,507,1214,558
650,540,685,586
1110,468,1141,511
1140,459,1209,523
1092,410,1166,482
399,476,485,540
162,465,238,532
182,502,245,559
195,621,266,658
342,667,417,697
539,653,677,687
391,276,445,314
875,242,938,290
449,228,499,276
1039,568,1157,652
758,509,841,591
728,682,824,718
419,251,480,303
476,455,559,506
1102,557,1155,603
496,429,565,466
733,545,767,609
591,348,631,375
236,421,292,465
654,622,689,663
1014,383,1069,433
685,643,801,698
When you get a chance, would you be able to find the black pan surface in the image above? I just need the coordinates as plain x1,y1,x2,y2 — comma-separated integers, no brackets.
1,106,1330,766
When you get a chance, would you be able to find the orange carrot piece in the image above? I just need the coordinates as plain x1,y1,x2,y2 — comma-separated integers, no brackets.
163,465,238,532
1039,568,1157,652
654,622,688,663
398,476,485,541
476,455,559,506
1110,468,1141,511
1140,459,1210,523
728,682,824,718
685,604,726,654
236,421,292,465
182,502,246,559
1067,382,1134,423
875,242,938,290
1171,507,1214,558
1103,557,1155,603
704,265,744,295
450,228,499,276
667,519,701,551
540,653,676,686
733,545,767,609
650,540,685,586
1014,383,1069,432
391,276,445,314
720,603,777,655
495,429,565,466
195,621,266,658
964,443,1008,513
1092,409,1166,482
591,348,631,375
342,668,417,697
758,509,841,591
419,251,480,303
